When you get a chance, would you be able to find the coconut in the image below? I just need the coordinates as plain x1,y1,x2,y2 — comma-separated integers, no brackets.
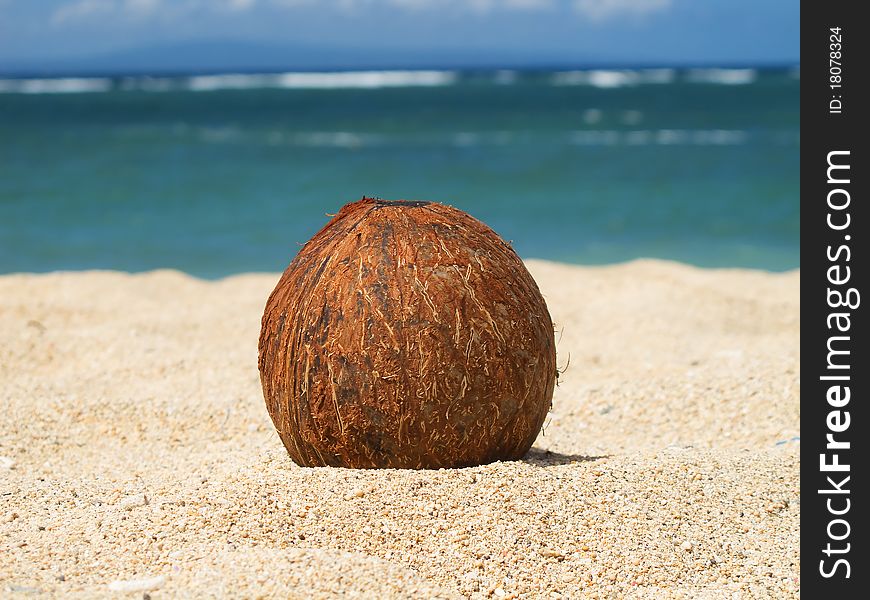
258,198,556,469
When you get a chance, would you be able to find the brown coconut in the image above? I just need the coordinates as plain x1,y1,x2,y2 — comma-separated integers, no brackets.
258,198,556,469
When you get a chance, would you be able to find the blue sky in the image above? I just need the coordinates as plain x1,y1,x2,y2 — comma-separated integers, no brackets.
0,0,799,70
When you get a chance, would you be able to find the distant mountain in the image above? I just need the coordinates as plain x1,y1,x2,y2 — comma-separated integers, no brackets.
0,40,597,76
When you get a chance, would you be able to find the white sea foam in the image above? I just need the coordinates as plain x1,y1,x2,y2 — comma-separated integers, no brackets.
186,70,457,91
552,68,677,88
198,126,244,143
656,129,688,145
624,130,652,145
449,131,515,146
554,67,758,88
452,132,480,147
0,77,112,94
569,129,748,146
569,130,621,145
190,127,380,148
0,70,458,94
583,108,603,124
291,132,377,148
686,68,757,85
0,67,769,94
494,70,518,85
281,70,456,89
588,70,638,88
286,130,516,149
621,110,643,125
691,129,748,145
186,74,269,91
553,70,636,88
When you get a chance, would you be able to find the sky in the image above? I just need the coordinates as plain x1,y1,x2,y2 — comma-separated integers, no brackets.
0,0,799,72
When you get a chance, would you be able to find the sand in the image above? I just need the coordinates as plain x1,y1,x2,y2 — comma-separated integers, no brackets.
0,259,800,598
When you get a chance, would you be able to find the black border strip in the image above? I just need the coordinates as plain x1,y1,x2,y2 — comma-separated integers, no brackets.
802,3,867,595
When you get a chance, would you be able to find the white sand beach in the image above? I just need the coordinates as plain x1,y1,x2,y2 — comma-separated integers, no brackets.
0,260,799,598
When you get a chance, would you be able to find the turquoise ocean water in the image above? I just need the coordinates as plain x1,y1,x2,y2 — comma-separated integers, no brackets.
0,67,799,278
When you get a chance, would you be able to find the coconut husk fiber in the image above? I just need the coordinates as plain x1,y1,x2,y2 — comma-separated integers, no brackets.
258,198,556,468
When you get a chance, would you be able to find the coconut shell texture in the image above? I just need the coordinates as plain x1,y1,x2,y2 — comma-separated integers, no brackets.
258,198,556,469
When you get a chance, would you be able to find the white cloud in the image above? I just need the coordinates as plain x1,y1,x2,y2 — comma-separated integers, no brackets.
51,0,167,25
124,0,162,18
50,0,669,27
573,0,671,22
505,0,553,9
398,0,554,11
50,0,210,25
225,0,257,11
51,0,115,25
387,0,438,10
272,0,554,13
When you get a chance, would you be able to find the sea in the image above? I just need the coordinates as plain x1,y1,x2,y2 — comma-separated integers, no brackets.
0,67,799,278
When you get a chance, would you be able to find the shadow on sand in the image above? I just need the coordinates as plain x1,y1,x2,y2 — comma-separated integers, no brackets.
522,448,609,467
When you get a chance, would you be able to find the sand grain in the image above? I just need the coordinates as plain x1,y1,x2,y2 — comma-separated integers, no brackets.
0,260,799,598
